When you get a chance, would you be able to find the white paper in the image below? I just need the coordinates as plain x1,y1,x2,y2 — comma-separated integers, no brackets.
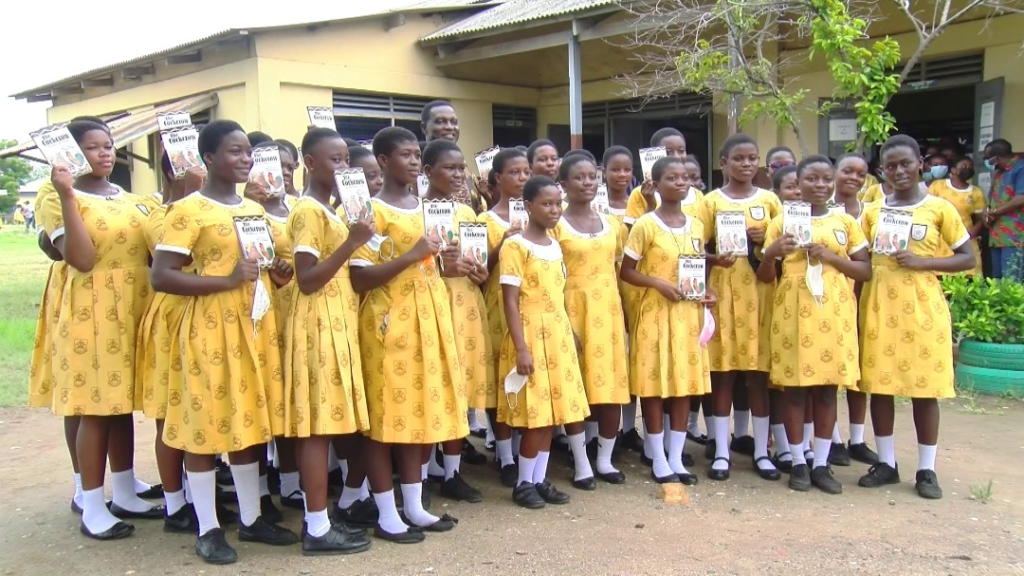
510,198,528,229
979,102,995,128
829,119,858,142
417,174,430,198
639,147,666,180
591,184,610,215
335,168,372,223
306,106,336,130
475,146,500,176
979,127,994,150
156,111,192,132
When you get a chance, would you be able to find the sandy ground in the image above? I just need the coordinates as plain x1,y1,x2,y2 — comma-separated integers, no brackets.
1,399,1022,576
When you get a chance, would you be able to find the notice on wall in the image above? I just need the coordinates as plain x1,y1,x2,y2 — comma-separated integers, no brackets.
979,102,995,128
979,126,994,150
828,119,858,142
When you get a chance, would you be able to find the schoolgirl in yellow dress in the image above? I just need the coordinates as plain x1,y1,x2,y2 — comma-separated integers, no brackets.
760,155,872,495
600,146,633,226
856,134,974,500
477,148,531,487
527,139,560,180
282,128,373,555
697,133,782,482
151,120,298,564
552,154,629,489
349,127,466,542
37,120,163,540
620,156,715,485
498,175,589,509
624,128,701,227
927,156,986,276
421,139,490,503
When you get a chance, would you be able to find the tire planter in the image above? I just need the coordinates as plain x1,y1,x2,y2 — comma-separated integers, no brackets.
954,364,1024,396
957,340,1024,372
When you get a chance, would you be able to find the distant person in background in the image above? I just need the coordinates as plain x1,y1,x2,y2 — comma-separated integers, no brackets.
419,100,483,212
247,131,274,148
22,201,35,231
983,138,1024,280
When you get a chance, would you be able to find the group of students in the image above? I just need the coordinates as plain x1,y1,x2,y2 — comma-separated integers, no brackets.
27,101,972,566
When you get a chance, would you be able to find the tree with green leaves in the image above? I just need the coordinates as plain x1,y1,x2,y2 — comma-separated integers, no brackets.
0,140,35,216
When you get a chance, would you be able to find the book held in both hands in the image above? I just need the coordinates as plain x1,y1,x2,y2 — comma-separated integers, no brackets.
678,256,706,300
459,222,488,267
335,168,373,223
249,147,285,197
715,211,748,256
873,208,913,255
782,201,813,248
233,216,276,268
30,125,92,176
423,199,456,248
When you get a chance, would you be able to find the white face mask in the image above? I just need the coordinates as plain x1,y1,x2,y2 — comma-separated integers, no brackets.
699,307,716,346
250,278,271,327
503,369,529,410
805,259,825,308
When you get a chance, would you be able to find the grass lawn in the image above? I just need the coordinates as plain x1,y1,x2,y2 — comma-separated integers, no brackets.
0,228,49,407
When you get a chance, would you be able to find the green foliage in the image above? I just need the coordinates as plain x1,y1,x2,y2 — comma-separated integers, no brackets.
0,139,34,215
803,0,902,151
943,275,1024,344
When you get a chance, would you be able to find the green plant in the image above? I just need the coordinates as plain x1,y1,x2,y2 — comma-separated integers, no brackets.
942,275,1024,345
969,479,993,503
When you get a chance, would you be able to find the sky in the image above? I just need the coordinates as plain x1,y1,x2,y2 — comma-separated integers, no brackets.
0,0,430,143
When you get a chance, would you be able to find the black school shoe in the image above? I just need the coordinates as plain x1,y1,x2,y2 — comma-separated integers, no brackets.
267,465,281,496
332,498,379,528
849,442,880,465
730,435,755,457
238,516,299,546
80,520,134,541
440,472,483,503
753,456,782,481
462,438,487,465
773,452,794,473
512,483,545,509
828,442,852,466
707,457,731,481
137,483,164,499
280,490,304,510
499,463,518,488
302,523,372,556
260,495,283,523
535,481,571,505
915,470,943,500
373,525,425,544
195,528,237,565
619,428,645,452
164,504,199,534
788,464,812,491
858,463,900,488
110,502,166,520
811,466,843,494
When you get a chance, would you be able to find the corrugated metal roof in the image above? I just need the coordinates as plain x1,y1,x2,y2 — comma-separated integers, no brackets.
420,0,620,42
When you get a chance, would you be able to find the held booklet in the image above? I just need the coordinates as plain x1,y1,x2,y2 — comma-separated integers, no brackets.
249,147,285,197
715,211,748,256
29,125,92,176
873,208,913,255
782,201,813,248
423,199,456,247
459,222,488,267
160,127,203,179
233,216,276,268
639,147,667,180
475,146,500,176
678,256,707,300
335,168,373,223
592,184,610,215
510,198,529,229
156,111,192,132
416,174,430,198
306,106,336,130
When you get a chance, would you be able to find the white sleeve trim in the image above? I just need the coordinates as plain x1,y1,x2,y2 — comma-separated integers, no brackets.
349,258,372,268
624,247,641,261
950,233,971,250
623,216,636,225
499,274,522,287
49,226,65,242
155,244,191,256
294,245,321,259
849,241,869,255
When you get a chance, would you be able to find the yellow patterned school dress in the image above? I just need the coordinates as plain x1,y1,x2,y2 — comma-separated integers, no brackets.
859,196,969,398
497,236,590,428
283,197,369,437
928,179,984,276
698,189,781,372
132,191,164,215
38,189,152,416
266,211,293,343
479,210,514,383
157,194,285,454
446,204,495,410
352,198,468,444
623,213,712,398
763,211,867,388
552,214,629,405
28,187,66,407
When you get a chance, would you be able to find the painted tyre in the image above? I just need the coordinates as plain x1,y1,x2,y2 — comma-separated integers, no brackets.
954,363,1024,396
957,340,1024,371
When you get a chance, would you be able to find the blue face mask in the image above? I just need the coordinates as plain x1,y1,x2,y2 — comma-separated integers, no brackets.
984,158,998,171
929,165,949,180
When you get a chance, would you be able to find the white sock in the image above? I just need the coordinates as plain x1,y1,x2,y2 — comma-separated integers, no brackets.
165,489,187,516
81,486,120,534
187,470,220,536
752,416,771,460
339,459,349,484
231,462,262,527
568,433,593,481
467,410,483,431
485,425,495,445
400,482,439,528
420,462,429,482
358,478,370,500
517,455,537,487
132,475,153,493
713,417,731,470
584,421,599,444
687,410,702,437
621,401,637,433
770,424,792,461
338,482,362,510
443,453,461,481
704,412,715,441
280,471,301,497
266,441,276,467
258,473,270,498
304,507,331,538
427,448,445,478
813,437,831,468
373,489,407,534
791,449,807,466
73,472,84,509
876,435,896,467
111,469,154,513
496,439,514,467
595,435,619,475
327,444,340,472
533,451,550,484
734,409,750,437
182,473,193,503
511,431,522,456
850,423,866,445
667,430,690,476
647,431,674,478
918,444,937,471
832,423,844,444
802,424,814,458
642,423,652,459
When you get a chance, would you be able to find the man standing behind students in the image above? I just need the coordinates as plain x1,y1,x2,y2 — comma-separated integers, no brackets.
984,138,1024,280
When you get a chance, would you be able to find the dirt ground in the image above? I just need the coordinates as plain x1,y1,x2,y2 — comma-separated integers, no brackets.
1,400,1022,576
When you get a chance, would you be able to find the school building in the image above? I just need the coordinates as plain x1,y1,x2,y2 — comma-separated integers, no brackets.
2,0,1022,193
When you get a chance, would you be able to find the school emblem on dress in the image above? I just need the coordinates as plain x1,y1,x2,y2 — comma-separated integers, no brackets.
834,229,848,245
910,224,928,241
749,206,766,221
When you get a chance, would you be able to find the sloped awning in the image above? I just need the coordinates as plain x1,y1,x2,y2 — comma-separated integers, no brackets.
0,92,218,163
